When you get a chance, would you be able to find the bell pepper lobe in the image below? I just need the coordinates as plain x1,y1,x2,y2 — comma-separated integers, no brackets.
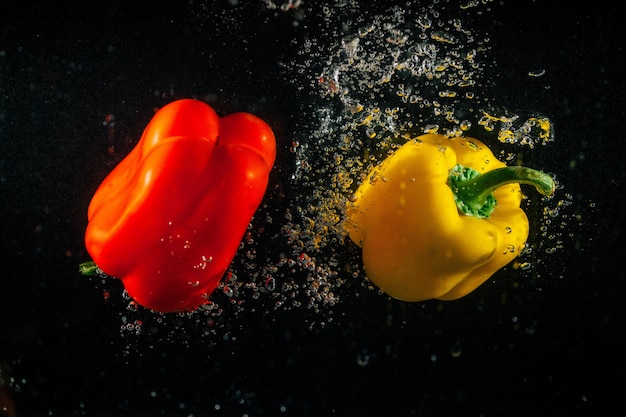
346,134,555,302
83,99,276,312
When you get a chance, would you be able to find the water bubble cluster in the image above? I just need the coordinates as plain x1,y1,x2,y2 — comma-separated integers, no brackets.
513,188,578,281
120,316,143,336
478,112,555,148
536,192,575,256
304,3,493,143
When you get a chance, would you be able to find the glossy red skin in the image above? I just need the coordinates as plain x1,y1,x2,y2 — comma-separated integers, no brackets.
85,99,276,312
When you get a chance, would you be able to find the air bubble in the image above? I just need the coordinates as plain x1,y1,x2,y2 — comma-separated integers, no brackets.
424,124,439,134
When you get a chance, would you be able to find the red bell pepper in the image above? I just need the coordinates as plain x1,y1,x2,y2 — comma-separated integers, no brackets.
83,99,276,312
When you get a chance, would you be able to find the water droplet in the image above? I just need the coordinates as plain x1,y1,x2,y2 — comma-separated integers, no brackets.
356,354,370,367
528,69,546,77
222,286,234,297
450,341,462,358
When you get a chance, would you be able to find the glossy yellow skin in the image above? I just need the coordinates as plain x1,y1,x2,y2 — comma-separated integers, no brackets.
346,134,529,301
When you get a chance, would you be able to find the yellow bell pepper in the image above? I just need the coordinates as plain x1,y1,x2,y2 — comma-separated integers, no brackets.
346,134,555,301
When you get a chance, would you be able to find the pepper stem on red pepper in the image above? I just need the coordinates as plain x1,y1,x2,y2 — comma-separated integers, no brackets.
79,261,99,276
448,164,556,218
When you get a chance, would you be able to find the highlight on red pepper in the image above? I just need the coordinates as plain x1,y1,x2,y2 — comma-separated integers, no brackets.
346,133,555,302
80,99,276,312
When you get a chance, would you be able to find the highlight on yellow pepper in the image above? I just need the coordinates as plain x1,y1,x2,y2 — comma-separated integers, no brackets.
346,134,555,302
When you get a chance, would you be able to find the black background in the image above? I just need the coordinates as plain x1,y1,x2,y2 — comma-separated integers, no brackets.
1,0,624,416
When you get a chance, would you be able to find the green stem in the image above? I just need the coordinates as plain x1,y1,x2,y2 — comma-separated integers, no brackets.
448,164,556,218
79,261,99,276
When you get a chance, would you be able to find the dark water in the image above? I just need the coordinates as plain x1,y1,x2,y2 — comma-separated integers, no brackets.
1,0,623,416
